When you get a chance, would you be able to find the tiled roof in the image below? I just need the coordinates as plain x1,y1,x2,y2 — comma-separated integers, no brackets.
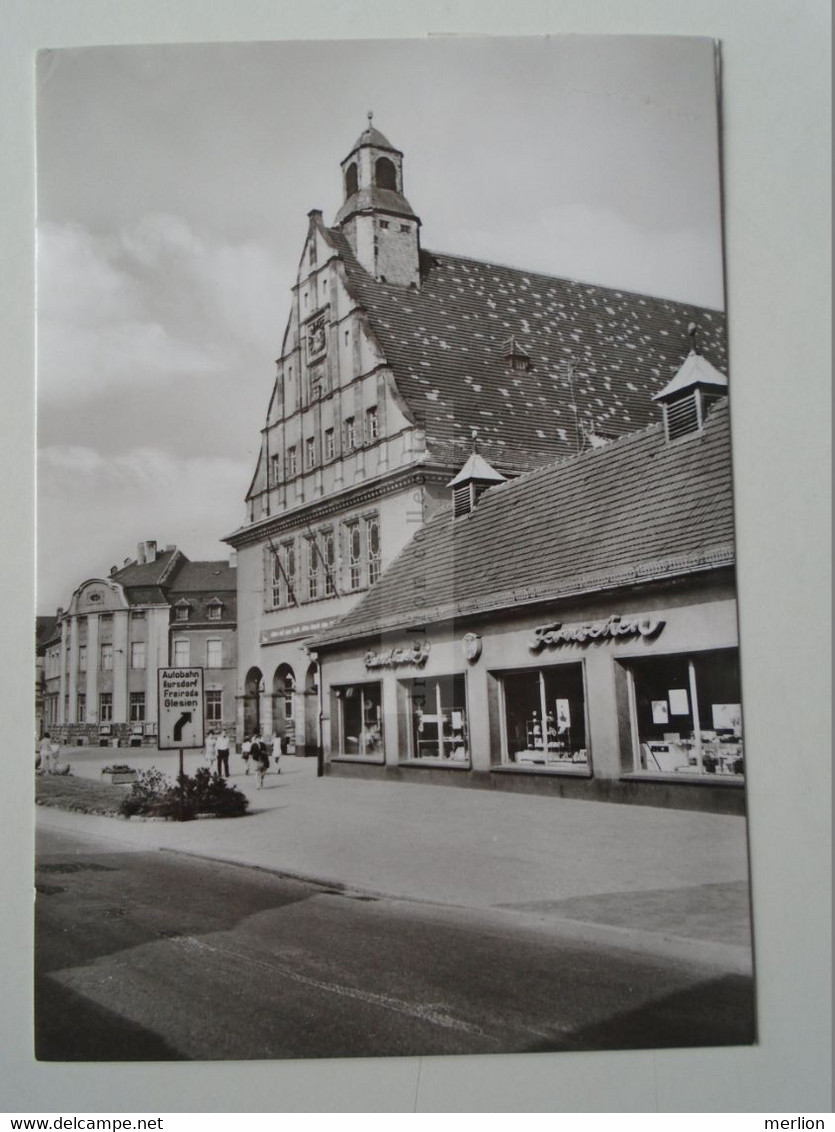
332,233,727,473
111,549,182,588
36,615,59,652
313,400,735,647
166,560,237,593
123,586,169,607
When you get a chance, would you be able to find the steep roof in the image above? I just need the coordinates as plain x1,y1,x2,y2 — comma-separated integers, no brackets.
166,560,237,593
313,399,735,648
111,548,183,588
331,233,727,473
653,349,729,401
36,615,59,653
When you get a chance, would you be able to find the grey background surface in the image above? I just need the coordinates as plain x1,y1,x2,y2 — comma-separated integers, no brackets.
2,0,830,1114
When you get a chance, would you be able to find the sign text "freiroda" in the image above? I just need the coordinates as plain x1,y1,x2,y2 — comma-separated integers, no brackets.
529,615,665,651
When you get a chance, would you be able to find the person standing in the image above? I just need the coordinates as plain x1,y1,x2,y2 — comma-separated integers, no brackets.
251,733,269,790
204,729,218,769
38,733,52,772
270,731,281,774
216,728,231,777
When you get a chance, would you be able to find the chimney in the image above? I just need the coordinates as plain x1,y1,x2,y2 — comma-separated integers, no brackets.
136,542,146,564
110,565,118,576
145,540,157,563
228,550,238,568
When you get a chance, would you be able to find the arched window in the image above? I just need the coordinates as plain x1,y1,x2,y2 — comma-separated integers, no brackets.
375,156,397,191
345,162,358,197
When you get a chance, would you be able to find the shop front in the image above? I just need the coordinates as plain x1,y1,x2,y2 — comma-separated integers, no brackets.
315,574,745,814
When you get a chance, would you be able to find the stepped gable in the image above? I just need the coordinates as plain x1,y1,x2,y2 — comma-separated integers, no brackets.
330,231,727,472
313,399,734,647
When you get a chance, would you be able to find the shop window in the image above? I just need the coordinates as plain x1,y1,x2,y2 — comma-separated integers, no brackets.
206,639,222,668
206,690,222,723
76,693,86,723
335,682,383,758
99,693,113,723
625,649,743,778
407,674,468,762
499,664,588,768
173,639,190,668
130,641,145,669
129,692,145,723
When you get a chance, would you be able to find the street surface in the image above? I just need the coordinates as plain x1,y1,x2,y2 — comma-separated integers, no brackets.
36,824,755,1061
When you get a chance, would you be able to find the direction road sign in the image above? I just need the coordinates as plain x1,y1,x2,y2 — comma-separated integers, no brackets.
157,667,205,750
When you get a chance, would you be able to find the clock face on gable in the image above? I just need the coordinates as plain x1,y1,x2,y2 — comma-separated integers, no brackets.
306,314,327,362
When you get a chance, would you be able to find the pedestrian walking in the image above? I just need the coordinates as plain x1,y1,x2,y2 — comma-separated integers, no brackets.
241,736,252,774
251,733,270,789
216,729,231,777
204,729,218,769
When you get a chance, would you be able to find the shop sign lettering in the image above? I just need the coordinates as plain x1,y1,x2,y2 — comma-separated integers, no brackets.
364,641,431,669
529,615,664,651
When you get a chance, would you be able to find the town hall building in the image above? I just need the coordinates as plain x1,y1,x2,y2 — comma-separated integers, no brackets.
224,118,728,756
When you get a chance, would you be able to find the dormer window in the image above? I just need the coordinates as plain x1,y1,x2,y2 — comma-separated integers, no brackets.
502,336,532,372
174,601,190,622
207,598,224,621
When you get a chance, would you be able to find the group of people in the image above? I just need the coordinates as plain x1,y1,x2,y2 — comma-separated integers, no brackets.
204,729,285,789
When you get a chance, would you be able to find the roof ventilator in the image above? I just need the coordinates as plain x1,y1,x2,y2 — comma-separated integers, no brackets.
447,438,507,518
652,324,728,443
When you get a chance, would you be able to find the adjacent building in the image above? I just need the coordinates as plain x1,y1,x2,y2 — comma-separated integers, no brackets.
41,541,237,747
224,119,728,754
310,354,744,813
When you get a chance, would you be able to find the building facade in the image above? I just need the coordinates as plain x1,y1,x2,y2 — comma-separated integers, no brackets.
311,361,745,813
225,119,728,752
41,541,237,747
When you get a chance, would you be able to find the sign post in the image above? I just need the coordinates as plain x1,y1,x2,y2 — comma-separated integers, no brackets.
157,667,205,821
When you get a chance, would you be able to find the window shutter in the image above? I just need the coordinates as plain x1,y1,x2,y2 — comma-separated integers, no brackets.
665,392,700,441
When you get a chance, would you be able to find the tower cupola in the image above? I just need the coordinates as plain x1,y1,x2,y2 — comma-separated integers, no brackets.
333,113,422,288
653,331,728,442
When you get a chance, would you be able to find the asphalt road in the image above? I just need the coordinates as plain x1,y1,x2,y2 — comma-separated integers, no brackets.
36,826,755,1062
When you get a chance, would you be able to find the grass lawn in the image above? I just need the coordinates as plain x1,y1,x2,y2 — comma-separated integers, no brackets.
36,773,129,816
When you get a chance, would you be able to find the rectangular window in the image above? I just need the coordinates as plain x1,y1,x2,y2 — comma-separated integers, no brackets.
305,436,316,469
365,405,379,441
76,693,86,723
100,643,113,671
500,663,588,769
270,548,282,609
346,522,362,590
269,453,281,487
175,606,189,622
272,540,297,607
207,604,222,620
323,530,336,596
325,428,335,460
129,692,145,723
626,649,743,779
130,641,146,669
99,693,113,722
130,610,145,621
287,446,298,477
173,639,190,667
206,690,222,723
344,417,356,451
335,683,383,758
366,515,381,585
78,646,87,672
306,537,319,601
206,639,222,668
408,675,469,763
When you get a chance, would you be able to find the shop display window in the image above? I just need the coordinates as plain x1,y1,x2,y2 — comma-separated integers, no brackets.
407,674,468,762
335,682,384,758
500,664,588,768
627,648,743,778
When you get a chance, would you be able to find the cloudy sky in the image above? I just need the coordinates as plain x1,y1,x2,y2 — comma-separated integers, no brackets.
36,35,725,613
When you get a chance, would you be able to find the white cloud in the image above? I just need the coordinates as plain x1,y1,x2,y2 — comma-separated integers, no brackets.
37,216,289,406
38,444,252,611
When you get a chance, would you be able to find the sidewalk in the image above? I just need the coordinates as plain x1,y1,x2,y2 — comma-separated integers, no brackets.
36,746,754,969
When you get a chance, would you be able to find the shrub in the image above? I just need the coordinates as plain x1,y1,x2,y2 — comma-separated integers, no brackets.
119,766,249,820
